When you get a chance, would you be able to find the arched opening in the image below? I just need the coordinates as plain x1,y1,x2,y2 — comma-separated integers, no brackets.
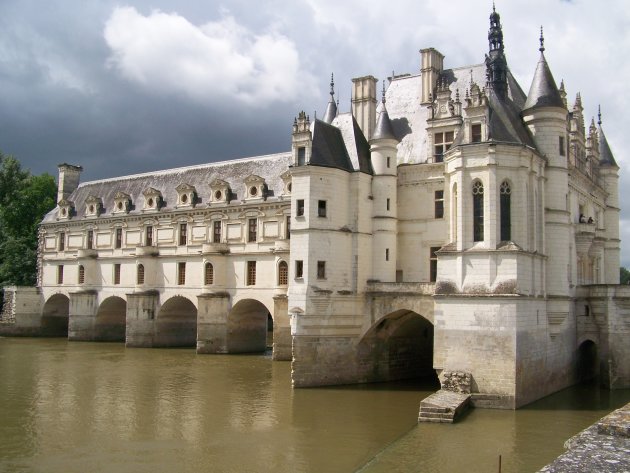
94,296,126,342
227,299,271,353
204,262,214,285
358,310,438,386
278,260,288,285
156,296,197,347
472,180,484,242
577,340,598,383
500,180,511,241
41,294,69,337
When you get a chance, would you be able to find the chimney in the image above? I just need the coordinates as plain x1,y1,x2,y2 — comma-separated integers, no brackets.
57,163,83,203
420,48,445,104
351,75,378,140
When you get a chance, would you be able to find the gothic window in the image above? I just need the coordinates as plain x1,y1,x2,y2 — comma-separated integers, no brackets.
278,261,288,285
434,131,454,162
247,261,256,286
58,232,65,251
179,223,187,246
295,260,304,278
471,123,482,143
115,228,123,249
500,181,512,241
114,264,121,285
435,190,444,218
86,230,94,250
297,199,305,217
145,226,153,246
248,218,257,242
78,265,85,284
137,264,145,285
317,261,326,279
213,221,221,243
430,247,440,282
178,262,186,285
204,262,214,285
318,200,327,217
472,180,484,242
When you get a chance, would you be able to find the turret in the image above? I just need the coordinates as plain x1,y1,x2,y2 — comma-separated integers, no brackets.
57,163,83,204
369,82,399,282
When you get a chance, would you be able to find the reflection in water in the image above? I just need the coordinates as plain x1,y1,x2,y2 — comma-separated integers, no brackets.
0,338,628,473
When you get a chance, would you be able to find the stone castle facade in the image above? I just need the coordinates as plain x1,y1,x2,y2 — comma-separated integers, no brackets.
3,8,629,408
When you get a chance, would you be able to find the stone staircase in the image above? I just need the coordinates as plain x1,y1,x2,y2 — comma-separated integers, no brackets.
418,371,472,424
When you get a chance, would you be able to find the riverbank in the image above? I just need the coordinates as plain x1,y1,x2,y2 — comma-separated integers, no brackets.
539,401,630,472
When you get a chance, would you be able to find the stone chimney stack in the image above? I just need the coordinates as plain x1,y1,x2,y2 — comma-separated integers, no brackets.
351,75,378,140
420,48,445,104
57,163,83,203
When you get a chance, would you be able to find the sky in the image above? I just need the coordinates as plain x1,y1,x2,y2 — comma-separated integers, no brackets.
0,0,629,264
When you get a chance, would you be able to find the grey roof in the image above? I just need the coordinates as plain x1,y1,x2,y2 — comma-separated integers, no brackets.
523,52,564,110
309,119,355,172
42,153,292,224
486,89,536,147
598,126,618,167
372,103,398,142
332,114,373,174
322,99,337,124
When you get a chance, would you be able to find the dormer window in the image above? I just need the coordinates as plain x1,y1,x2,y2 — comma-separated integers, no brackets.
85,195,102,217
434,131,454,163
244,175,266,200
210,179,230,203
280,170,292,195
113,192,131,214
57,199,74,220
142,188,162,212
471,123,482,143
176,183,196,208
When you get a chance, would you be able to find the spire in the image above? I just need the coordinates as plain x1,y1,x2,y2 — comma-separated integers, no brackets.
322,73,338,124
597,106,618,167
485,5,508,99
523,27,564,110
371,80,397,142
539,26,545,52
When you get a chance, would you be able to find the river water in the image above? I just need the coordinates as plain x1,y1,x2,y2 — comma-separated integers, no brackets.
0,338,628,473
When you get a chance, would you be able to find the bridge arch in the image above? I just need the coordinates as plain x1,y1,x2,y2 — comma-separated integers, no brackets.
358,309,437,384
227,298,271,353
155,296,197,347
94,296,126,342
577,339,599,383
41,293,70,337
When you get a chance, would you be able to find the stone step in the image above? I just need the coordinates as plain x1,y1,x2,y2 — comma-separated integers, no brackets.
418,389,471,424
418,411,454,420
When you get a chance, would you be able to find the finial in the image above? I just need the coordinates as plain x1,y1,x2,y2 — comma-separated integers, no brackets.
329,73,335,99
493,1,495,13
539,26,545,52
381,80,386,104
470,69,474,85
598,105,602,125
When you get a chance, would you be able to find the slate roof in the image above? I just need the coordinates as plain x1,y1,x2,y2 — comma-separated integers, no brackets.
309,119,355,172
523,52,564,110
598,126,618,167
332,114,373,174
42,152,292,224
372,103,398,142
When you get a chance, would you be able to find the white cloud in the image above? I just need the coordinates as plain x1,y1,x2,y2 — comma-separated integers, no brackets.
103,6,316,106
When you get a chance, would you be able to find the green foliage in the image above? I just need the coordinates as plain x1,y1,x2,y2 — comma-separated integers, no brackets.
0,152,57,287
620,267,630,285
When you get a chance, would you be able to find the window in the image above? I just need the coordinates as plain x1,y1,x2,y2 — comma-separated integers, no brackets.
78,265,85,284
387,156,391,168
435,190,444,219
434,131,454,162
430,247,440,282
115,228,123,249
178,262,186,285
295,260,304,278
278,261,288,285
386,198,390,211
472,180,484,242
500,181,512,241
297,199,305,217
318,200,327,217
86,230,94,249
179,223,187,246
137,264,145,285
213,221,221,243
286,216,291,239
205,262,214,285
386,248,390,261
146,226,153,246
248,218,257,242
297,146,306,166
58,232,65,251
559,136,566,157
247,261,256,286
57,265,64,284
317,261,326,279
114,264,121,285
471,123,482,143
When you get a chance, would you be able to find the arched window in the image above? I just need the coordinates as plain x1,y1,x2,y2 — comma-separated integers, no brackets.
500,181,511,241
204,262,214,285
278,261,288,285
78,265,85,284
452,183,458,242
137,264,145,285
472,180,484,242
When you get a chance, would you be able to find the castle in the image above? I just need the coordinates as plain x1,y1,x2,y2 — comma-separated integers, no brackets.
2,7,628,408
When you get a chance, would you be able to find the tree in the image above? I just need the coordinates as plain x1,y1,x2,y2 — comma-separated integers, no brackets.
0,153,57,287
620,267,630,285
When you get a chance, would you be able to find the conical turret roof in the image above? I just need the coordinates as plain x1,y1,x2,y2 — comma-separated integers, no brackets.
524,29,564,110
598,107,618,167
371,82,398,142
